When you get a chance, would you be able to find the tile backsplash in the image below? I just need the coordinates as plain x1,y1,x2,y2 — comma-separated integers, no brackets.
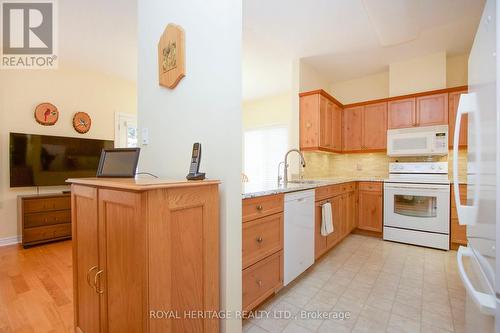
303,149,468,183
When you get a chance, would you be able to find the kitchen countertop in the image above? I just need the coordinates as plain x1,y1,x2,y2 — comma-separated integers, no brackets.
242,177,387,199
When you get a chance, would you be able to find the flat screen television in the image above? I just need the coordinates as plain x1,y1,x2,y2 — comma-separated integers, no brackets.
10,133,114,187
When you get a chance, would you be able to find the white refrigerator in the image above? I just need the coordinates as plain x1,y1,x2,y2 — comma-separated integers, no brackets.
454,0,498,332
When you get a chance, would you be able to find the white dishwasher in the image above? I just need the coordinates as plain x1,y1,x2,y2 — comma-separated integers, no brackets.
284,189,315,286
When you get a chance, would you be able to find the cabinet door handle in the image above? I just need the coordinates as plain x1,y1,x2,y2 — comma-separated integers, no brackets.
256,236,263,243
256,280,263,287
86,266,98,288
94,269,104,294
256,205,263,211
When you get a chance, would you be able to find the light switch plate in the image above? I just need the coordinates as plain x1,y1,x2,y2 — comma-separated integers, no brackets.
142,128,149,145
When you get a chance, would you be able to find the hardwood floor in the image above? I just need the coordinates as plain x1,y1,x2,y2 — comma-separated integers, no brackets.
0,240,73,332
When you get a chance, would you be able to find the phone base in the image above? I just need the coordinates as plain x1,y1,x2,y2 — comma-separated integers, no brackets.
186,172,206,180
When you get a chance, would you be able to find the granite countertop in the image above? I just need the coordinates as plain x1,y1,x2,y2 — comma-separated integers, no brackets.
242,177,387,199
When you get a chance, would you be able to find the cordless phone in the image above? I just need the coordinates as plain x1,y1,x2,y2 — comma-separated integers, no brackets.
186,143,206,180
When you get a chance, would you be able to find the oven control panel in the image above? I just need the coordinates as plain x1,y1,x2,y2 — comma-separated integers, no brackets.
389,162,448,174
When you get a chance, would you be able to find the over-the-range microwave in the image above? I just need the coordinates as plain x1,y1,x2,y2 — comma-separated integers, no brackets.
387,125,448,157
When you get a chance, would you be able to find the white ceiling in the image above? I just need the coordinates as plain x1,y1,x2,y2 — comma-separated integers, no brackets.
243,0,485,100
58,0,137,81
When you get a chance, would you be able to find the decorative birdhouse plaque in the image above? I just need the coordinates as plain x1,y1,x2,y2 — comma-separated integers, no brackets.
158,23,185,89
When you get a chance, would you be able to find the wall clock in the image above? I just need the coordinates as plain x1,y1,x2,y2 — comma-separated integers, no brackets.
34,103,59,126
73,112,92,134
158,23,185,89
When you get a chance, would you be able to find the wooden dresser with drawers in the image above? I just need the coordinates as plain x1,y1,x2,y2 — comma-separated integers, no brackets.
18,193,72,247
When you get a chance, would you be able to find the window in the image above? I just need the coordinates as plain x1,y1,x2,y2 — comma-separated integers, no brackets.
243,126,288,183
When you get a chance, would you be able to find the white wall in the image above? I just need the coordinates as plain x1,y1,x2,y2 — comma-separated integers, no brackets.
389,51,447,96
299,61,331,92
330,71,389,104
0,66,136,241
137,1,242,332
447,53,469,87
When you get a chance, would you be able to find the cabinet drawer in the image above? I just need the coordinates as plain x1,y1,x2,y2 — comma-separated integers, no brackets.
358,182,382,192
243,251,282,312
315,185,341,201
24,210,71,228
243,213,283,269
24,196,71,213
23,223,71,244
341,182,356,193
243,194,283,222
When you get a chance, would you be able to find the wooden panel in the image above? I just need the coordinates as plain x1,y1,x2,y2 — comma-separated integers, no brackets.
24,196,71,213
314,199,329,259
363,102,387,150
340,182,356,193
243,213,283,269
416,93,448,126
358,182,383,192
71,185,100,333
319,97,333,148
23,223,71,244
98,189,147,333
343,106,363,151
358,190,383,232
387,98,415,129
326,195,343,249
148,185,219,333
242,251,283,312
300,94,320,149
332,103,343,151
451,184,467,246
243,194,284,222
449,90,468,147
315,185,342,202
24,210,71,228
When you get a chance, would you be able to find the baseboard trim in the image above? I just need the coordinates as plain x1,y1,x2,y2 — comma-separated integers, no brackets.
0,236,21,247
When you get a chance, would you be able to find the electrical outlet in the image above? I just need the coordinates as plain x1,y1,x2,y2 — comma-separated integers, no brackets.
356,163,363,171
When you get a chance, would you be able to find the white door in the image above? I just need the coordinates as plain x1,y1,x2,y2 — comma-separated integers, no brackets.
115,113,138,148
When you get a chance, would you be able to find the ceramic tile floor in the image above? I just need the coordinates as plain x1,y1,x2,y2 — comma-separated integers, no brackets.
243,235,466,333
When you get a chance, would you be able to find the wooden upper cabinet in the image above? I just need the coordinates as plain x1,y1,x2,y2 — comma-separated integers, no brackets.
332,104,343,151
343,106,363,151
449,90,468,147
416,93,448,127
299,91,342,152
300,94,320,149
363,102,387,150
388,98,416,129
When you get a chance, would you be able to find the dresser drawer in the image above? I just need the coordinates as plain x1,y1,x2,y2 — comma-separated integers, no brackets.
24,196,71,213
243,251,283,312
243,194,283,222
24,210,71,228
358,182,382,192
23,223,72,244
243,213,283,269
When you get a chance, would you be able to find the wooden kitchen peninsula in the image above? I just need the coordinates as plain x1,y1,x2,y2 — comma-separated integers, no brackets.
67,177,220,333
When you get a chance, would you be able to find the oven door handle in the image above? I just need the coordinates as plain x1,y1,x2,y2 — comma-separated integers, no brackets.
453,92,480,226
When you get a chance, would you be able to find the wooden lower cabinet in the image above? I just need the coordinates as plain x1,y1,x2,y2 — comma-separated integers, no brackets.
242,251,283,312
451,184,468,249
314,183,358,260
71,179,220,333
357,182,383,234
242,195,284,312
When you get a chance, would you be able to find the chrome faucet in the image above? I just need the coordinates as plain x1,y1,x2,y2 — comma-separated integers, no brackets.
279,149,306,185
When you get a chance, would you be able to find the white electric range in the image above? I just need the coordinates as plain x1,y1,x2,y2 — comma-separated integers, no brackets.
383,162,450,250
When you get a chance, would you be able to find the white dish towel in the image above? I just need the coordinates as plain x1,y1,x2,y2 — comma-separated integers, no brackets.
321,202,334,236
